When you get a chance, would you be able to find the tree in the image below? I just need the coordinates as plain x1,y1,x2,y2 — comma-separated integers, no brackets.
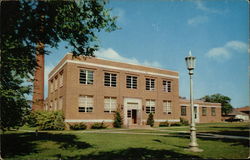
146,113,154,127
1,0,118,130
113,111,123,128
200,93,233,115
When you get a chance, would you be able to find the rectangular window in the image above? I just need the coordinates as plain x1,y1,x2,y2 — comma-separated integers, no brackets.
202,107,207,116
54,76,58,90
163,101,172,114
127,110,132,118
181,106,187,116
104,97,117,113
78,95,94,112
54,99,57,110
79,69,94,84
211,107,216,116
50,80,53,93
163,80,171,92
146,99,155,114
126,76,137,89
104,72,117,87
59,71,63,87
146,78,155,91
59,97,63,110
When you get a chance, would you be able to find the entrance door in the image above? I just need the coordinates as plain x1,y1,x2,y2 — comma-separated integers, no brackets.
132,109,137,124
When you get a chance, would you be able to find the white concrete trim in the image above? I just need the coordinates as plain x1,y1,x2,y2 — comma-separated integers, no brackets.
180,104,221,108
49,59,179,80
142,119,180,122
49,60,68,80
65,119,114,123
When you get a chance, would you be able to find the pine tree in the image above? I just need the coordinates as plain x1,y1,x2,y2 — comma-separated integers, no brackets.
113,111,123,128
146,113,154,127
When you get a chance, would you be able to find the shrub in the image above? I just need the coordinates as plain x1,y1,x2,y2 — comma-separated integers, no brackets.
25,111,65,130
69,123,87,130
159,121,170,127
113,111,123,128
180,117,189,126
171,122,182,126
146,113,154,127
91,122,107,129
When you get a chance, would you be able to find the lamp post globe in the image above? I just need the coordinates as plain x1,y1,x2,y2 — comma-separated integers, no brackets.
185,51,203,152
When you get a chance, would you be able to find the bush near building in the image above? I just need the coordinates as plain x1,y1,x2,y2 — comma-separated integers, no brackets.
113,111,123,128
91,122,107,129
69,123,87,130
26,111,65,130
146,113,154,127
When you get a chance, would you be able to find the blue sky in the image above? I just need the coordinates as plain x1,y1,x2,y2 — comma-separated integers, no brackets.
45,0,249,108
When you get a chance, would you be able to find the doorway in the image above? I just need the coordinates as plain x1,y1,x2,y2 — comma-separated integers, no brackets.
132,109,137,124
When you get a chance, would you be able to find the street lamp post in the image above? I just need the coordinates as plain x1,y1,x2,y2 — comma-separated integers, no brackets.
185,51,203,152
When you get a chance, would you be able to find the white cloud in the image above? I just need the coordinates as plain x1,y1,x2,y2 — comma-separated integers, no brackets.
187,15,208,26
206,40,248,61
195,1,222,14
95,48,162,68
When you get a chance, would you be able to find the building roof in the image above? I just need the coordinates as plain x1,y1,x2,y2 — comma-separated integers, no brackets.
227,109,249,116
179,98,221,106
235,106,250,112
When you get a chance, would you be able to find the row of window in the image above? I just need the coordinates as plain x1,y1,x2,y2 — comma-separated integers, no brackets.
79,69,172,92
50,71,64,93
48,97,63,111
78,95,172,114
181,106,216,116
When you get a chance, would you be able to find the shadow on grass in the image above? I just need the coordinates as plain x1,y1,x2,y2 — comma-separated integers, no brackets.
1,132,92,158
167,132,249,147
60,147,202,160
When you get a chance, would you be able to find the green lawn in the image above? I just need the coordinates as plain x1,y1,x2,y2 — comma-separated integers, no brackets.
1,122,249,159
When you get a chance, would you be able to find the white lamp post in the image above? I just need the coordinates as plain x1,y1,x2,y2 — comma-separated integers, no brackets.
185,51,203,152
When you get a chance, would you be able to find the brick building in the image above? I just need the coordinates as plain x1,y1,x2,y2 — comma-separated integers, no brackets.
44,53,221,127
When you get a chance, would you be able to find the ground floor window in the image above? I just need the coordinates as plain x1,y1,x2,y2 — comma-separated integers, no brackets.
127,110,132,118
202,107,207,116
78,95,93,112
211,107,216,116
146,99,155,114
163,101,172,114
104,97,117,113
181,106,187,116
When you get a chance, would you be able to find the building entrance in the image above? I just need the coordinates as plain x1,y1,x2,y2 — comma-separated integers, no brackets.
132,109,137,124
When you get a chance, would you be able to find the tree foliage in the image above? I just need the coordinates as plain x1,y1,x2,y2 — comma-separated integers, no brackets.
146,113,154,127
201,93,233,115
113,111,123,128
1,0,118,129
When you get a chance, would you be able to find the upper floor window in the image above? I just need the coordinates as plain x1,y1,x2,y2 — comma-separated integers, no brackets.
202,107,207,116
146,78,155,91
163,80,171,92
146,99,155,114
50,80,53,93
104,72,117,87
211,107,216,116
79,95,93,112
54,76,58,90
80,69,94,85
126,76,137,89
58,97,63,110
59,71,63,87
181,106,187,116
163,101,172,114
104,97,117,113
54,99,57,110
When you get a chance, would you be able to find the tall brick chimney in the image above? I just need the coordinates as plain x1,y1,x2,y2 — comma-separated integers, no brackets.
32,42,45,110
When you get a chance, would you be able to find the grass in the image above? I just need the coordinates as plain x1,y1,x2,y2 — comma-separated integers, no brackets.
1,122,249,159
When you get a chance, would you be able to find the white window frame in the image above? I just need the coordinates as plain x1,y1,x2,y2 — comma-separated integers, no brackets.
54,76,58,91
211,107,216,116
78,95,94,112
50,80,53,93
163,101,172,114
146,99,155,114
126,76,137,89
146,78,155,91
181,106,187,116
104,72,117,87
104,97,117,113
79,69,94,84
163,80,171,92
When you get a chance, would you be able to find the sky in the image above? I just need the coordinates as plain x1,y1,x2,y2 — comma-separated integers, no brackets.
45,0,249,108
